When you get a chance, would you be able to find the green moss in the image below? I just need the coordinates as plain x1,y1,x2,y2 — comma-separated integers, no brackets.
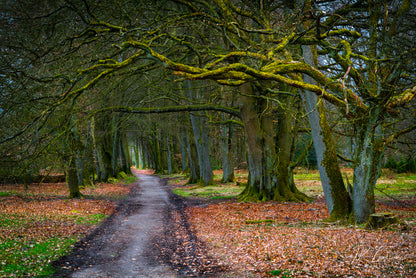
117,171,128,179
108,177,119,183
318,100,352,219
238,184,261,202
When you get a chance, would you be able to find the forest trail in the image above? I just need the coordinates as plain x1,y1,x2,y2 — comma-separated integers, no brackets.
54,169,179,278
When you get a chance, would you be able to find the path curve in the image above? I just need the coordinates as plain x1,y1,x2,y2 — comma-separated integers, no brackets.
55,169,179,278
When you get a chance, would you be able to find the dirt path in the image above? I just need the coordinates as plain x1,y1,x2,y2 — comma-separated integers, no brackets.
53,170,180,278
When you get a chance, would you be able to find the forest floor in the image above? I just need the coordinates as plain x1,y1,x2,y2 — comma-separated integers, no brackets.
166,169,416,277
1,168,415,277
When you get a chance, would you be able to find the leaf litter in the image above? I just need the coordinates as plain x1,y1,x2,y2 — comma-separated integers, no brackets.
185,199,416,277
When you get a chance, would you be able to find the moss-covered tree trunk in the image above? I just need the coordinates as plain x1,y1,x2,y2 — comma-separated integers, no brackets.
274,91,308,201
111,116,120,177
185,80,214,186
300,41,352,219
152,132,164,174
119,132,132,175
238,83,308,202
352,111,384,223
67,156,82,198
179,127,189,173
140,138,151,169
132,138,140,168
221,115,235,183
186,127,200,184
165,135,178,175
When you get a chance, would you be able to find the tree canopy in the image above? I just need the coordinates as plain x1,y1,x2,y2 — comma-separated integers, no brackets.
1,0,415,223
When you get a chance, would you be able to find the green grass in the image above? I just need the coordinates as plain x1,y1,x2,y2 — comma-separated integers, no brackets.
0,176,131,277
376,179,416,199
0,212,109,277
210,195,236,200
0,191,17,197
269,269,291,277
0,213,37,228
65,213,109,225
169,169,416,201
172,188,192,197
0,237,78,277
0,213,108,229
122,175,138,184
173,185,244,199
293,169,321,181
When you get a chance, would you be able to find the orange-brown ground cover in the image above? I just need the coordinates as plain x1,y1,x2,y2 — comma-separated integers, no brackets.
0,182,130,241
187,200,416,277
174,170,416,277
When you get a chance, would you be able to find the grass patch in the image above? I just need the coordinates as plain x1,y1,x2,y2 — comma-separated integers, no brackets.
121,175,137,184
172,188,193,197
210,195,237,200
173,185,244,199
269,269,292,277
0,213,44,228
293,169,321,181
168,169,416,200
245,219,275,224
65,213,109,225
0,237,78,277
0,191,17,197
376,175,416,199
376,182,415,196
0,180,124,277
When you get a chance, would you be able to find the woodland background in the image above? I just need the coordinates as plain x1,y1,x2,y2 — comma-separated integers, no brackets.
0,0,415,276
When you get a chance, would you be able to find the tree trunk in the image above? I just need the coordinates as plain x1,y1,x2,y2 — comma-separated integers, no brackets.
139,139,149,169
301,43,352,219
133,138,140,168
274,92,308,201
221,89,235,183
152,133,164,174
111,120,120,177
144,138,154,169
185,80,214,186
166,135,173,175
74,150,84,186
238,83,309,202
119,132,132,175
67,156,82,198
352,111,384,223
221,119,235,183
186,127,200,184
179,127,189,173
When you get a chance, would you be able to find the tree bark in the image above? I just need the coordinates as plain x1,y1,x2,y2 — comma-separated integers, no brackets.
166,135,173,175
186,127,200,184
301,43,352,219
111,117,120,177
152,132,164,174
238,82,309,202
67,156,82,198
185,80,214,186
221,119,235,183
119,132,132,175
179,127,189,173
352,111,384,223
221,90,235,183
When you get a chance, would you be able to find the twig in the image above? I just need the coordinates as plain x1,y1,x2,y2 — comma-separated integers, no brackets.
375,187,411,207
